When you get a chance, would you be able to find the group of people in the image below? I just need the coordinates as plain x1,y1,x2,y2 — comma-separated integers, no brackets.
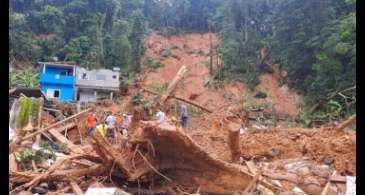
85,103,190,140
85,112,133,140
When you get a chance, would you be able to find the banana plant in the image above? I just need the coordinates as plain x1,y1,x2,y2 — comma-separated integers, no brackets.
18,70,39,88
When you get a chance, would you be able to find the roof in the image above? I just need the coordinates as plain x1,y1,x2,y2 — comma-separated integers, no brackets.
75,67,119,89
38,62,75,69
9,87,47,99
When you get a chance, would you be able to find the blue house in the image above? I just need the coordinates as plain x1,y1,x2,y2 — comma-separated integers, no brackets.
39,62,76,101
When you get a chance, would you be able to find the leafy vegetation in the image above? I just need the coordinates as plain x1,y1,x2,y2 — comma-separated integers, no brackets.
255,91,267,99
132,90,145,105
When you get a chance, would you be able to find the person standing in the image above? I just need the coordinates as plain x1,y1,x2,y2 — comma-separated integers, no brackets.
86,114,96,136
180,104,189,128
105,112,116,142
96,122,107,137
120,113,133,136
156,109,166,124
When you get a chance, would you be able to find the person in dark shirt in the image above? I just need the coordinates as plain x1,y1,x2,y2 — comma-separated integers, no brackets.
180,104,188,128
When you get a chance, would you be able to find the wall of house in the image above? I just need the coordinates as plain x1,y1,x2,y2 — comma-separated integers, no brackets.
79,91,97,102
41,84,74,100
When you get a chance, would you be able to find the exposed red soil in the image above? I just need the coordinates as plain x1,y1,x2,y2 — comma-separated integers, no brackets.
142,32,301,116
138,32,355,176
240,128,356,175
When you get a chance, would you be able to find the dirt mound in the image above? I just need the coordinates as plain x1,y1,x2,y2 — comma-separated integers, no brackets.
240,128,356,175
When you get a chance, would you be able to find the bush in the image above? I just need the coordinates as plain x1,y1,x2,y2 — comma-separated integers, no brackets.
159,27,180,37
132,90,145,105
169,44,178,50
146,58,161,71
246,74,260,91
255,91,267,98
161,48,172,58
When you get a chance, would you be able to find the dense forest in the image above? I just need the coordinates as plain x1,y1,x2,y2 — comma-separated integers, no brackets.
9,0,356,126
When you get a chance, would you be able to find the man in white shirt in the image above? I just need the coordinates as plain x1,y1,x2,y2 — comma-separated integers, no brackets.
156,109,166,124
121,113,133,135
105,112,115,141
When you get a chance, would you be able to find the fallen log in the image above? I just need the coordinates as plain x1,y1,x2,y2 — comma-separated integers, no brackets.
137,121,280,194
336,114,356,131
10,164,106,184
160,65,187,103
142,87,212,113
173,95,213,113
227,123,241,162
48,128,84,154
70,180,84,195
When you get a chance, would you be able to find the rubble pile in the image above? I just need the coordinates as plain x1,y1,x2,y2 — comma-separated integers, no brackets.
9,94,356,194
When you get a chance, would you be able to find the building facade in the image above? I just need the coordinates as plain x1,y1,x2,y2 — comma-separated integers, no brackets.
39,62,75,101
75,67,120,102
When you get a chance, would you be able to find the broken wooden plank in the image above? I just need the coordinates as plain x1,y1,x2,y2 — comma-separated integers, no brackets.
262,171,299,184
321,171,337,195
48,128,84,154
245,161,257,175
160,65,187,103
21,108,90,141
9,153,18,172
70,180,84,195
329,175,346,183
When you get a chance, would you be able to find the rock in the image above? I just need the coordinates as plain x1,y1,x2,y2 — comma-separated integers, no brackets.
285,161,307,170
31,186,47,194
301,184,322,195
292,187,307,194
268,148,281,157
323,155,334,165
297,166,310,176
303,177,321,186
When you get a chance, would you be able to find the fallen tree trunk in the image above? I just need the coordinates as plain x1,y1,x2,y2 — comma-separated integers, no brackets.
227,123,241,162
48,128,84,154
142,87,212,113
336,114,356,131
160,66,187,103
136,121,280,194
70,180,84,195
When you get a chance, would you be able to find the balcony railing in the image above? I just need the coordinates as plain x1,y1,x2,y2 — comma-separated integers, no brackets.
39,74,74,85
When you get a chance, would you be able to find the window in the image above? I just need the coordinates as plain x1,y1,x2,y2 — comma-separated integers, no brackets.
54,90,60,98
96,74,106,80
81,73,88,80
46,89,61,99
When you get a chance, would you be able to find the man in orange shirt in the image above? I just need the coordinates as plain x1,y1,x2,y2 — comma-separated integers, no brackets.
86,114,96,136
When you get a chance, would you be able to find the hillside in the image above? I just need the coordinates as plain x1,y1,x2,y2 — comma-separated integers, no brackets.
142,32,301,116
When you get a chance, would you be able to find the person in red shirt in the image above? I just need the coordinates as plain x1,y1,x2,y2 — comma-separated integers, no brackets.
86,114,96,136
